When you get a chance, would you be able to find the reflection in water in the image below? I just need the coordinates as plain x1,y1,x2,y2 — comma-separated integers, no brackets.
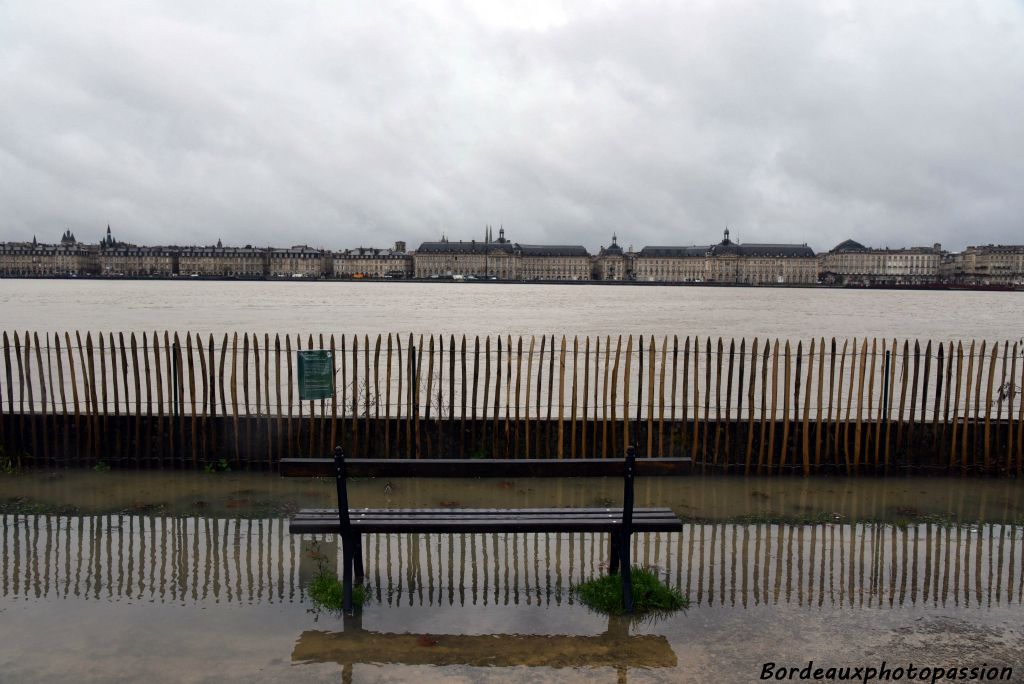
1,515,299,605
294,614,676,669
3,515,1022,609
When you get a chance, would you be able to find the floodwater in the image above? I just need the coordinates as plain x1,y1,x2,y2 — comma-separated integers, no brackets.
1,279,1022,341
2,513,1022,682
3,471,1024,523
2,473,1023,682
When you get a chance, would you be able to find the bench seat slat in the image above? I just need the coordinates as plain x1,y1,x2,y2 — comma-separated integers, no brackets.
292,516,680,527
290,519,682,534
280,457,691,478
294,507,677,517
290,505,682,534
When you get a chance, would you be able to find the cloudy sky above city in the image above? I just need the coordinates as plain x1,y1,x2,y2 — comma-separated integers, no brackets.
1,1,1022,252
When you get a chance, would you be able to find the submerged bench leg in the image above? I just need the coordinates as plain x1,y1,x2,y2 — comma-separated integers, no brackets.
608,532,620,575
620,531,633,613
341,533,354,614
620,445,636,613
352,533,364,584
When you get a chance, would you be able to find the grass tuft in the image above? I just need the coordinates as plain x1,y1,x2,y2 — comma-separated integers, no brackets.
308,572,370,612
573,566,689,616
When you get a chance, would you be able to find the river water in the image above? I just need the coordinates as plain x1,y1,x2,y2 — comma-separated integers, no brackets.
1,279,1021,341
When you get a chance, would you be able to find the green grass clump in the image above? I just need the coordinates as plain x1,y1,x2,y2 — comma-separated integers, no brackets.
573,567,689,616
308,572,369,612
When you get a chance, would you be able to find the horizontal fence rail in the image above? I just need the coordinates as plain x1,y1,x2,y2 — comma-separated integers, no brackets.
1,331,1023,474
3,515,1022,610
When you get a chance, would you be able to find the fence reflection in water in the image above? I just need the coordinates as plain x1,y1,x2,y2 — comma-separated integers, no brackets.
2,515,1022,609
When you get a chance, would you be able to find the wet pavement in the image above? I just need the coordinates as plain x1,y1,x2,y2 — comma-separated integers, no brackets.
1,473,1022,682
3,470,1023,523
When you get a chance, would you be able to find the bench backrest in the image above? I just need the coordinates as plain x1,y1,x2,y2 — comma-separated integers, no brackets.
279,455,689,478
283,446,659,535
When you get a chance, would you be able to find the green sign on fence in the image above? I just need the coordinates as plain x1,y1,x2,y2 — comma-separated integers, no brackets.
297,350,335,400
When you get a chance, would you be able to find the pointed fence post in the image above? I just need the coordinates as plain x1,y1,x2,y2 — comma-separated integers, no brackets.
881,351,891,474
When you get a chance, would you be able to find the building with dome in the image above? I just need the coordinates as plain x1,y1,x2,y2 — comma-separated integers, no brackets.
819,239,943,285
593,234,631,281
413,227,590,280
632,229,818,284
0,231,97,276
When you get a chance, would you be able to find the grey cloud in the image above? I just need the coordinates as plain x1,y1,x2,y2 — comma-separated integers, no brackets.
1,0,1022,252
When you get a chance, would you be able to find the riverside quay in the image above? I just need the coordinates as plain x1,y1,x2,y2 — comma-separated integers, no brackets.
2,225,1023,286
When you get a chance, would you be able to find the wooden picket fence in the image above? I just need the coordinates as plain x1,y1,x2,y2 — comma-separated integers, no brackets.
1,330,1022,475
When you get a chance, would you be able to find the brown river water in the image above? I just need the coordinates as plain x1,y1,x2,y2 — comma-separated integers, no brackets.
1,279,1021,340
1,472,1023,682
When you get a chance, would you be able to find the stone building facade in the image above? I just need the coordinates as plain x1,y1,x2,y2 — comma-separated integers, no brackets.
518,245,591,280
178,241,267,278
97,245,178,278
958,245,1024,285
592,235,631,281
0,232,97,276
819,240,942,285
95,227,176,276
706,234,818,284
630,230,817,284
634,245,705,282
413,228,588,280
98,245,178,277
267,246,327,278
334,244,414,278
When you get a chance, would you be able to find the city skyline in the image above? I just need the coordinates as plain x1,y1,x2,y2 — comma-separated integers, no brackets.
0,223,1001,255
0,223,974,254
4,225,1021,286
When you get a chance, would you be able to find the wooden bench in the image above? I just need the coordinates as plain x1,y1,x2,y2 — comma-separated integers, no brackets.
281,446,686,613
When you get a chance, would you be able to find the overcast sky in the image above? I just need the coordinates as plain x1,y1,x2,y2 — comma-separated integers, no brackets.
1,1,1022,253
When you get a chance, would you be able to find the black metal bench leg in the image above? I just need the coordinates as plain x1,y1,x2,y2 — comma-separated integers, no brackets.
620,531,633,613
341,533,354,614
608,532,620,575
353,533,364,584
620,446,636,613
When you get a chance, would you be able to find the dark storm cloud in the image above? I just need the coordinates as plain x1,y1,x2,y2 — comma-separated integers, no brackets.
1,1,1022,252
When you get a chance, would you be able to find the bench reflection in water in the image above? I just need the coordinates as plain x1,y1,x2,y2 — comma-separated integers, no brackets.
2,515,1022,609
292,613,676,679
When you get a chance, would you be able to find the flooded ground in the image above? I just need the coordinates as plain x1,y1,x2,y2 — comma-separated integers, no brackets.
1,473,1022,682
2,471,1023,524
2,513,1022,682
